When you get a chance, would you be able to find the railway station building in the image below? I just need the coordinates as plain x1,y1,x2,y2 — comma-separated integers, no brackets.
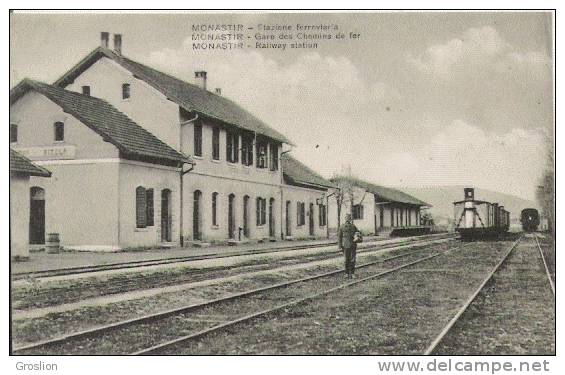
328,176,430,236
10,149,52,259
281,154,336,240
9,32,335,251
10,79,191,251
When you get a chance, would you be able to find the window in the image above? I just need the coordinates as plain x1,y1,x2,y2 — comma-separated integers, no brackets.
212,192,218,226
146,189,154,226
82,85,91,96
10,124,17,143
256,197,267,226
212,127,220,160
194,122,202,157
296,202,305,226
122,83,131,100
269,143,279,171
318,204,327,227
136,187,155,228
241,136,254,166
256,139,267,168
136,186,147,228
226,131,239,163
54,122,64,142
352,204,364,220
379,206,384,228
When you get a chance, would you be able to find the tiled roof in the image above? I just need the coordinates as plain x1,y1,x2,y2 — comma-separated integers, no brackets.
10,149,51,177
54,47,294,146
282,154,335,189
10,79,192,166
331,176,430,207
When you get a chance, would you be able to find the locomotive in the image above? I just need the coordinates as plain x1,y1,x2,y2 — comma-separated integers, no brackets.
453,188,510,240
521,208,540,232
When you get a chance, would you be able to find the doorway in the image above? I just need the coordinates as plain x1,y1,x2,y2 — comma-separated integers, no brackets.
228,194,235,239
243,195,250,238
29,187,45,245
193,190,202,240
161,189,172,242
285,200,292,237
309,203,314,236
379,206,384,229
269,198,275,237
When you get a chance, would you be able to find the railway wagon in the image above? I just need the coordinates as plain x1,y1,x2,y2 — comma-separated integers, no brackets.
453,188,510,240
521,208,540,232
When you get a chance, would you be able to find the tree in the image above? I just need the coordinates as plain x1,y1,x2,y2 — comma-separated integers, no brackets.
536,129,555,238
330,165,357,230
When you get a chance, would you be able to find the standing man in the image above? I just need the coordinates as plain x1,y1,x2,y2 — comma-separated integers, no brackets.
338,214,362,279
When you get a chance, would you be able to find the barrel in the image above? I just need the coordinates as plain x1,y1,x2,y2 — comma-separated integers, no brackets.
46,233,60,254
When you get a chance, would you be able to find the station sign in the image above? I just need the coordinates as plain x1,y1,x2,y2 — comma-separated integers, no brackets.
13,145,76,160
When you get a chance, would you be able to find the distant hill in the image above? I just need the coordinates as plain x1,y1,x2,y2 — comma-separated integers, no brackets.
401,186,538,224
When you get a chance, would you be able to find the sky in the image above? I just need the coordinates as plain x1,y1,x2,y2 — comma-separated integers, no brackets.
10,11,554,200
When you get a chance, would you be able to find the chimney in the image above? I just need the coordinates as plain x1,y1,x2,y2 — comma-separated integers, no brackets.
195,71,207,90
101,32,110,48
215,88,222,95
113,34,122,55
464,187,474,201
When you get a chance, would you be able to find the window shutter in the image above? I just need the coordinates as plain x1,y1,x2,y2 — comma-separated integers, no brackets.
256,198,261,226
122,83,130,99
227,133,233,162
248,139,254,166
261,199,266,225
136,187,147,228
194,123,202,156
54,122,65,142
146,189,154,226
270,144,278,170
241,141,246,165
212,127,220,160
10,124,17,143
212,193,218,226
297,202,300,225
234,135,239,163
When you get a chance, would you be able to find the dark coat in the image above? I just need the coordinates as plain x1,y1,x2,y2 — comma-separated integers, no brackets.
338,221,359,250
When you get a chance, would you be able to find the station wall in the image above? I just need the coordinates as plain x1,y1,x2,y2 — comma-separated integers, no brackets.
10,174,30,258
65,57,182,151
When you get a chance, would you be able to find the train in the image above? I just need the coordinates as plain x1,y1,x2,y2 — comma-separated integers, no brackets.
453,188,510,240
521,208,540,232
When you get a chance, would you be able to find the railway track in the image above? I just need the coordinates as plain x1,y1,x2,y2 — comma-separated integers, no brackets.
534,233,555,295
424,234,554,355
12,235,456,312
13,240,461,355
12,233,454,281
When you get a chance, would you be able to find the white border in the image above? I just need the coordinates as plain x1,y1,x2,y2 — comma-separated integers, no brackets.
3,5,560,375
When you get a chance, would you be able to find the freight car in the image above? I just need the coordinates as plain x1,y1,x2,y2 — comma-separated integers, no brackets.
521,208,540,232
453,188,510,240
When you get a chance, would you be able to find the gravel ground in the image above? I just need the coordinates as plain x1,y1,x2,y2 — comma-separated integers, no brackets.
434,236,555,355
14,243,452,354
151,241,509,355
12,237,448,311
536,233,555,285
12,252,341,310
12,243,445,350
